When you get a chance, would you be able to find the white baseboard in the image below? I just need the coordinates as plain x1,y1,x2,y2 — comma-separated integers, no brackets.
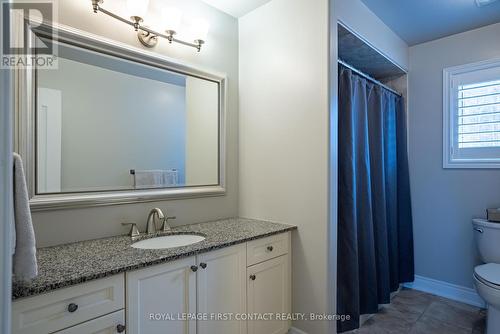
289,327,309,334
404,275,486,308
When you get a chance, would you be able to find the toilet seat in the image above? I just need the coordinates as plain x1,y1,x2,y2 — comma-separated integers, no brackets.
474,263,500,289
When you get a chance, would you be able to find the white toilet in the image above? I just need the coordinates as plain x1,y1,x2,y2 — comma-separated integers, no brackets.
473,218,500,334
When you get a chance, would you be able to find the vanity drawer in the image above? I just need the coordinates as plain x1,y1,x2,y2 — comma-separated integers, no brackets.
247,232,290,266
12,274,125,334
54,310,125,334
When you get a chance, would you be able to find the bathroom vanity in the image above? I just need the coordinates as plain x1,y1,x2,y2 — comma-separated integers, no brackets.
12,218,295,334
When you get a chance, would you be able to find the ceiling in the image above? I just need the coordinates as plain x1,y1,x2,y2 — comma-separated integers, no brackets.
360,0,500,46
201,0,272,18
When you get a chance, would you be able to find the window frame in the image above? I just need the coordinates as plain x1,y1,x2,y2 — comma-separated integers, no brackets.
443,58,500,169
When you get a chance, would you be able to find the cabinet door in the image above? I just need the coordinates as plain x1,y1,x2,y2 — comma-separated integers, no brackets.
126,257,196,334
197,244,247,334
247,255,290,334
54,310,125,334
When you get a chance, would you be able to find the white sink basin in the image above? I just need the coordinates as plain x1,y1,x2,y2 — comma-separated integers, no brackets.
131,234,205,250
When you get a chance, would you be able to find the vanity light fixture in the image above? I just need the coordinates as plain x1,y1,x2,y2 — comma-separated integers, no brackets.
162,7,182,43
91,0,208,52
475,0,499,6
126,0,148,31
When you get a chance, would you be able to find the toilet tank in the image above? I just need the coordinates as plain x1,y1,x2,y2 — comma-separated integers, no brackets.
473,218,500,263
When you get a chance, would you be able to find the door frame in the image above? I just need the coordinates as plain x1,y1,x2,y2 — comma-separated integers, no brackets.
0,14,14,334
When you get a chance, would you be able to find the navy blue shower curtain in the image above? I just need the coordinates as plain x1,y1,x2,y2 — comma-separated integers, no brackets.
337,65,414,333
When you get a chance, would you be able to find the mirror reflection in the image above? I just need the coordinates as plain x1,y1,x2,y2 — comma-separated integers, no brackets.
36,41,220,194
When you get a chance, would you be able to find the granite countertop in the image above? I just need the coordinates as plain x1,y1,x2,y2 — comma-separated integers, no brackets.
12,217,296,300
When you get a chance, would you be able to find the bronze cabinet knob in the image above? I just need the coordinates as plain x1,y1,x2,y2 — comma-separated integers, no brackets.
67,303,78,313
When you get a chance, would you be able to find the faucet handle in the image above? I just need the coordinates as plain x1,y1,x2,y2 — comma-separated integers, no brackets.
160,216,176,232
122,223,140,238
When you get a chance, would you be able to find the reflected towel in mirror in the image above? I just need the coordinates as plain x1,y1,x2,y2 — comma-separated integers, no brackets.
133,169,178,189
134,170,164,189
163,169,178,187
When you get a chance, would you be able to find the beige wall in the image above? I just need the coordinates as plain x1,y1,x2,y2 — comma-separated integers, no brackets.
238,0,331,332
32,0,239,247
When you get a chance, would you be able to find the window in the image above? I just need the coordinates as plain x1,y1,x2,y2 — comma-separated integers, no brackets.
443,59,500,168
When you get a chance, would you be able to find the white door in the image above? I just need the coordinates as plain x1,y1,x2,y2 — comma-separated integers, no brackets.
196,244,247,334
126,257,197,334
37,88,62,193
54,310,125,334
247,255,290,334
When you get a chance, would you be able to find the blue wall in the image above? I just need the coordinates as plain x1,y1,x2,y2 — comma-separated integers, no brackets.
409,23,500,288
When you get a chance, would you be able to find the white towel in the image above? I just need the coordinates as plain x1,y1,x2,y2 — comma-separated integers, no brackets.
163,169,178,187
134,170,164,189
12,153,38,281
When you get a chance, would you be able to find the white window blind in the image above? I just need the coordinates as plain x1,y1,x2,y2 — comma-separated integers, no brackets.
443,59,500,168
458,79,500,148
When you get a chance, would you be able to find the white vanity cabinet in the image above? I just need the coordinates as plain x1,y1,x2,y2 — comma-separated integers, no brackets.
247,256,290,334
126,257,197,334
13,232,292,334
12,274,125,334
247,233,291,334
125,234,291,334
196,244,247,334
125,244,247,334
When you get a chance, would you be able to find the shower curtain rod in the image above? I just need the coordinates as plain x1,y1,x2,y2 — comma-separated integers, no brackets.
338,59,402,97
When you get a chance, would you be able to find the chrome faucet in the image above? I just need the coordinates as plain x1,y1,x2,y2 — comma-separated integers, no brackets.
146,208,165,235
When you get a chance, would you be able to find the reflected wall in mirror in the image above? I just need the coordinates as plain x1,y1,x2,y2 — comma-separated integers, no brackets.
35,40,220,195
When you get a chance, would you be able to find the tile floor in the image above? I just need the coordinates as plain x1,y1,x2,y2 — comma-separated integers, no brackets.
347,288,486,334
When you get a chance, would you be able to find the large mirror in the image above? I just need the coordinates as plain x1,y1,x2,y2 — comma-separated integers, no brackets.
17,24,226,210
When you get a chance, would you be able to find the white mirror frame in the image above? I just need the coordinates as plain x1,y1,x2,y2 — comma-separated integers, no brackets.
15,22,227,211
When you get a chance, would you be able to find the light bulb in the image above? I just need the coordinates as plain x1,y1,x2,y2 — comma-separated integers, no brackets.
476,0,499,6
191,18,209,42
126,0,149,19
162,7,182,33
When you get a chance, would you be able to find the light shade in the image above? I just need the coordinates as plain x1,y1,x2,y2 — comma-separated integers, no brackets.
191,18,210,41
126,0,149,18
162,7,182,33
476,0,500,6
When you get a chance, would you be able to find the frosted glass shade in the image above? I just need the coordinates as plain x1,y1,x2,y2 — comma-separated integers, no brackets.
127,0,149,19
191,18,209,41
162,8,182,32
